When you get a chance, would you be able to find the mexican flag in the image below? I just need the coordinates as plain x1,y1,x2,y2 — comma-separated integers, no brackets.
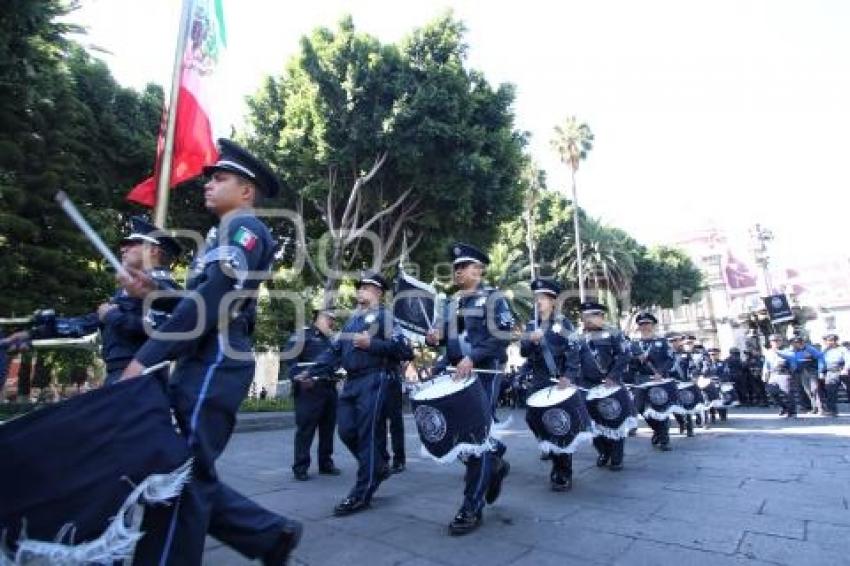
127,0,227,207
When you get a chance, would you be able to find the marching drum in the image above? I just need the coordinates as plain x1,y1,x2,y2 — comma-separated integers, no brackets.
411,374,492,463
676,382,705,414
697,377,723,409
720,382,740,407
585,385,638,439
632,379,682,420
526,386,593,454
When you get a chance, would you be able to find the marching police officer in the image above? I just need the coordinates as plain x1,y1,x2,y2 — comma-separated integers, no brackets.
285,307,341,481
668,332,695,437
307,271,414,517
745,349,768,406
520,278,579,491
425,242,514,535
576,301,631,470
7,216,181,385
820,333,849,417
703,347,731,422
120,140,302,565
628,312,675,450
725,347,748,405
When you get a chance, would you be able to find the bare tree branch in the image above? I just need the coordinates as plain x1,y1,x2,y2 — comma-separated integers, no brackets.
345,187,412,244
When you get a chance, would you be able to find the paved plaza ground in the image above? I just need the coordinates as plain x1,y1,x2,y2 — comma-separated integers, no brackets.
207,408,850,565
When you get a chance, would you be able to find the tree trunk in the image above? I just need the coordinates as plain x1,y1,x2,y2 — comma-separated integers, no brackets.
571,167,585,302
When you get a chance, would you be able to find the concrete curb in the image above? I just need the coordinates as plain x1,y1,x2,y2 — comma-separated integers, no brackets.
234,411,295,433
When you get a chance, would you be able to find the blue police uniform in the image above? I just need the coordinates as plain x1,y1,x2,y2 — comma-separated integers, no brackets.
628,326,675,448
429,242,514,535
519,301,579,487
309,297,413,512
284,324,339,478
667,338,697,436
820,340,849,416
702,354,731,422
576,305,631,468
131,141,300,565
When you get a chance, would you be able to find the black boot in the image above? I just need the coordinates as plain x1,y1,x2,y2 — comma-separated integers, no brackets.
333,496,370,517
448,508,482,536
485,458,510,505
593,436,610,467
686,417,695,437
262,520,303,566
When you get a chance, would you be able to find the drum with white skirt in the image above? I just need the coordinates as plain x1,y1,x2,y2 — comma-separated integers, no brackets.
676,382,705,415
697,376,724,409
585,385,638,439
526,385,593,454
631,379,682,420
720,382,740,407
411,374,492,463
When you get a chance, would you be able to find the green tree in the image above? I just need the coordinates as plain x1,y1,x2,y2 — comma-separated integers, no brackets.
630,245,704,309
242,14,528,296
0,2,164,316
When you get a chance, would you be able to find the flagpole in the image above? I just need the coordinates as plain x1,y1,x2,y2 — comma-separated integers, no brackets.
153,0,195,228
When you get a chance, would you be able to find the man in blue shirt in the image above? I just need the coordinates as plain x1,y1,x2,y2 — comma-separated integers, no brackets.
789,335,823,414
306,271,414,517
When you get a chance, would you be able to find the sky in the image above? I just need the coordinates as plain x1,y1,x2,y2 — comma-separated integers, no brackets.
68,0,850,267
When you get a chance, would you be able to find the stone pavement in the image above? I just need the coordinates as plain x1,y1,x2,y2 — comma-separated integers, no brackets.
207,408,850,565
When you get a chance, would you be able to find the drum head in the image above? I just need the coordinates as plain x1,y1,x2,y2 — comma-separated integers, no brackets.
412,374,475,401
527,385,578,408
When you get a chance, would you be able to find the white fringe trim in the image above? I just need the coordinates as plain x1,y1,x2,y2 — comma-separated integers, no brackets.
591,416,638,440
420,439,495,464
722,401,740,407
585,385,621,401
4,459,192,566
641,406,684,421
707,399,725,409
681,403,707,416
538,432,593,455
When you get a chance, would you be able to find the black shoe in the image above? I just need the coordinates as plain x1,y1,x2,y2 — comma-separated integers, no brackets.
785,413,797,419
596,453,610,467
650,433,659,446
333,497,370,517
318,466,342,476
448,508,482,536
262,520,303,566
658,442,671,452
540,452,551,461
485,459,510,505
293,470,308,481
550,475,572,492
391,462,406,474
609,461,623,471
628,428,638,437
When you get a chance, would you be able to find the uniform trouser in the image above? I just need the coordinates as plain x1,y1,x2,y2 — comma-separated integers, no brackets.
733,376,749,405
749,376,768,405
788,373,806,411
134,359,287,565
592,436,624,465
796,369,819,411
293,384,337,473
380,378,406,465
551,454,572,481
823,372,849,414
674,413,694,434
645,416,670,445
766,377,795,415
337,372,389,502
463,371,504,513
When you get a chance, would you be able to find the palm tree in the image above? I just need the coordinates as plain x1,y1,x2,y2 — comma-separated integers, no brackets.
551,116,594,302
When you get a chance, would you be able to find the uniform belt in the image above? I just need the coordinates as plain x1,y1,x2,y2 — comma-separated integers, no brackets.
346,368,384,380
